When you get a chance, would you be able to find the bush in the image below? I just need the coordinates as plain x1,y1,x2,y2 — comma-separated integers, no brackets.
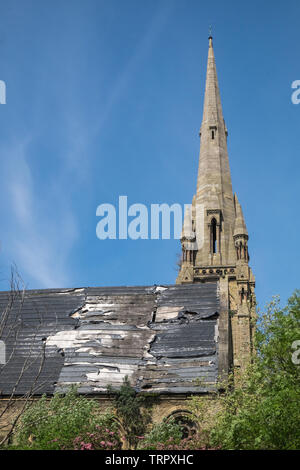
71,425,121,450
149,434,219,450
14,386,121,450
139,419,220,450
138,419,182,450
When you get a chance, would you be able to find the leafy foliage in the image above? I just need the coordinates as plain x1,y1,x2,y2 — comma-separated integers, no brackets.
14,386,120,450
108,376,157,449
139,419,220,450
138,419,183,449
71,425,121,450
209,291,300,449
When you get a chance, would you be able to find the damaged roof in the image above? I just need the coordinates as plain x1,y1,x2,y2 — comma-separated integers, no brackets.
0,282,220,396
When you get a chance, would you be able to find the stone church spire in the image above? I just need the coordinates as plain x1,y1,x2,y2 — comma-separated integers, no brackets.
176,36,256,369
194,35,236,269
197,35,230,196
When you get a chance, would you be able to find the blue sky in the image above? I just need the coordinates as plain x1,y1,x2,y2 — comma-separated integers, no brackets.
0,0,299,311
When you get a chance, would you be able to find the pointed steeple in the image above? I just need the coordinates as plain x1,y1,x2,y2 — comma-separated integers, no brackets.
197,36,233,199
234,194,248,237
177,35,254,277
199,35,225,136
194,36,236,267
176,35,256,373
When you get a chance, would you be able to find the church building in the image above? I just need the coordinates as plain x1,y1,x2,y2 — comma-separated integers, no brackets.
0,37,256,431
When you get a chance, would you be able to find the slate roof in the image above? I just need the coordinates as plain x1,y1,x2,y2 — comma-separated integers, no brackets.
0,282,220,396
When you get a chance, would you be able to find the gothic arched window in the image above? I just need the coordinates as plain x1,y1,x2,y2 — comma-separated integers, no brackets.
211,218,217,253
165,410,198,439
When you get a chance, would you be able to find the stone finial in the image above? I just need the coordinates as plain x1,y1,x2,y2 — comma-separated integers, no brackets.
181,206,195,241
233,194,248,237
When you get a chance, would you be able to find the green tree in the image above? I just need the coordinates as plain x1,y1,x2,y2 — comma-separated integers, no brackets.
210,291,300,450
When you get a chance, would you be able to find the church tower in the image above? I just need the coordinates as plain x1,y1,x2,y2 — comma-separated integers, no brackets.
177,36,256,368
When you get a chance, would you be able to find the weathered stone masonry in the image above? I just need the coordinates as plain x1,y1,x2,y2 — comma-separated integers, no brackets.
0,37,256,435
176,36,256,369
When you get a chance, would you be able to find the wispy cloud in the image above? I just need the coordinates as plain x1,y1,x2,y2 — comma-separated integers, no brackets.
0,136,78,288
0,1,173,289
